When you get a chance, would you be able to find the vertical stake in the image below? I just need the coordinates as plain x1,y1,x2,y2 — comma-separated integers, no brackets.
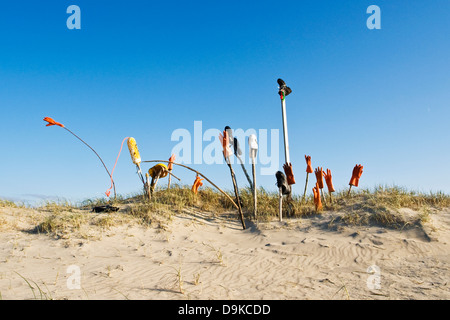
145,173,151,201
302,172,310,203
252,160,257,220
249,134,258,221
278,187,283,222
150,172,161,199
168,170,172,189
321,188,327,207
226,157,246,230
348,185,353,197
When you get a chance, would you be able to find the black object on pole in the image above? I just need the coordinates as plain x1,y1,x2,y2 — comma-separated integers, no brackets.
275,171,291,196
277,78,292,97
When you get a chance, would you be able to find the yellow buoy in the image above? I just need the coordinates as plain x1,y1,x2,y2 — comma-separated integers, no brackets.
148,163,168,179
127,137,141,166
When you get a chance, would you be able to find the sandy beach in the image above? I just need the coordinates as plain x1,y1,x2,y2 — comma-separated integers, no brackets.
0,202,448,300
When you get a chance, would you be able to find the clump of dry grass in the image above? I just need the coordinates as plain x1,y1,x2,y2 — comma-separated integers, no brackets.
337,185,450,210
79,193,131,208
163,265,185,295
27,198,125,238
124,201,173,229
90,213,123,229
39,200,76,214
33,211,88,238
202,242,226,266
325,185,449,229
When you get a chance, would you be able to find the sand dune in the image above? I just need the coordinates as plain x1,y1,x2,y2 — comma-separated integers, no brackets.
0,206,449,300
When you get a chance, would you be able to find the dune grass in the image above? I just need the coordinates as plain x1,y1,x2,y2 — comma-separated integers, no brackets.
1,185,449,238
0,199,25,208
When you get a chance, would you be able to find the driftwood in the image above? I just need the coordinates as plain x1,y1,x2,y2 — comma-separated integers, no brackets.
236,153,253,193
224,156,246,230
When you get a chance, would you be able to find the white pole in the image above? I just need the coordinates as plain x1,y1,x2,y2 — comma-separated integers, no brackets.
249,134,258,221
277,79,292,221
281,97,290,165
252,157,257,220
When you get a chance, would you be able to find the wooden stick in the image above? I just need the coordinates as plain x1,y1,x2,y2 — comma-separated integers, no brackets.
320,188,327,207
142,160,240,212
136,164,145,185
252,161,257,220
286,193,294,217
167,170,180,181
236,154,253,193
150,172,161,198
63,126,117,200
145,173,151,201
302,172,309,204
279,188,283,222
225,156,246,230
348,185,353,197
167,169,172,189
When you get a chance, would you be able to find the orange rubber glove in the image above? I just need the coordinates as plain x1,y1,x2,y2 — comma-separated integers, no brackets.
324,168,335,193
43,117,64,128
312,182,323,211
349,164,364,187
168,154,176,171
283,162,296,185
305,155,313,174
219,130,232,158
191,175,204,194
314,167,325,189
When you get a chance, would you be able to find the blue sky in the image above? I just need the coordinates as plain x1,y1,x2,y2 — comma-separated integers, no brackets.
1,0,449,205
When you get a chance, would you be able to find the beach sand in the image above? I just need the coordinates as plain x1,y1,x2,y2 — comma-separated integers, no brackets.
0,205,449,300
